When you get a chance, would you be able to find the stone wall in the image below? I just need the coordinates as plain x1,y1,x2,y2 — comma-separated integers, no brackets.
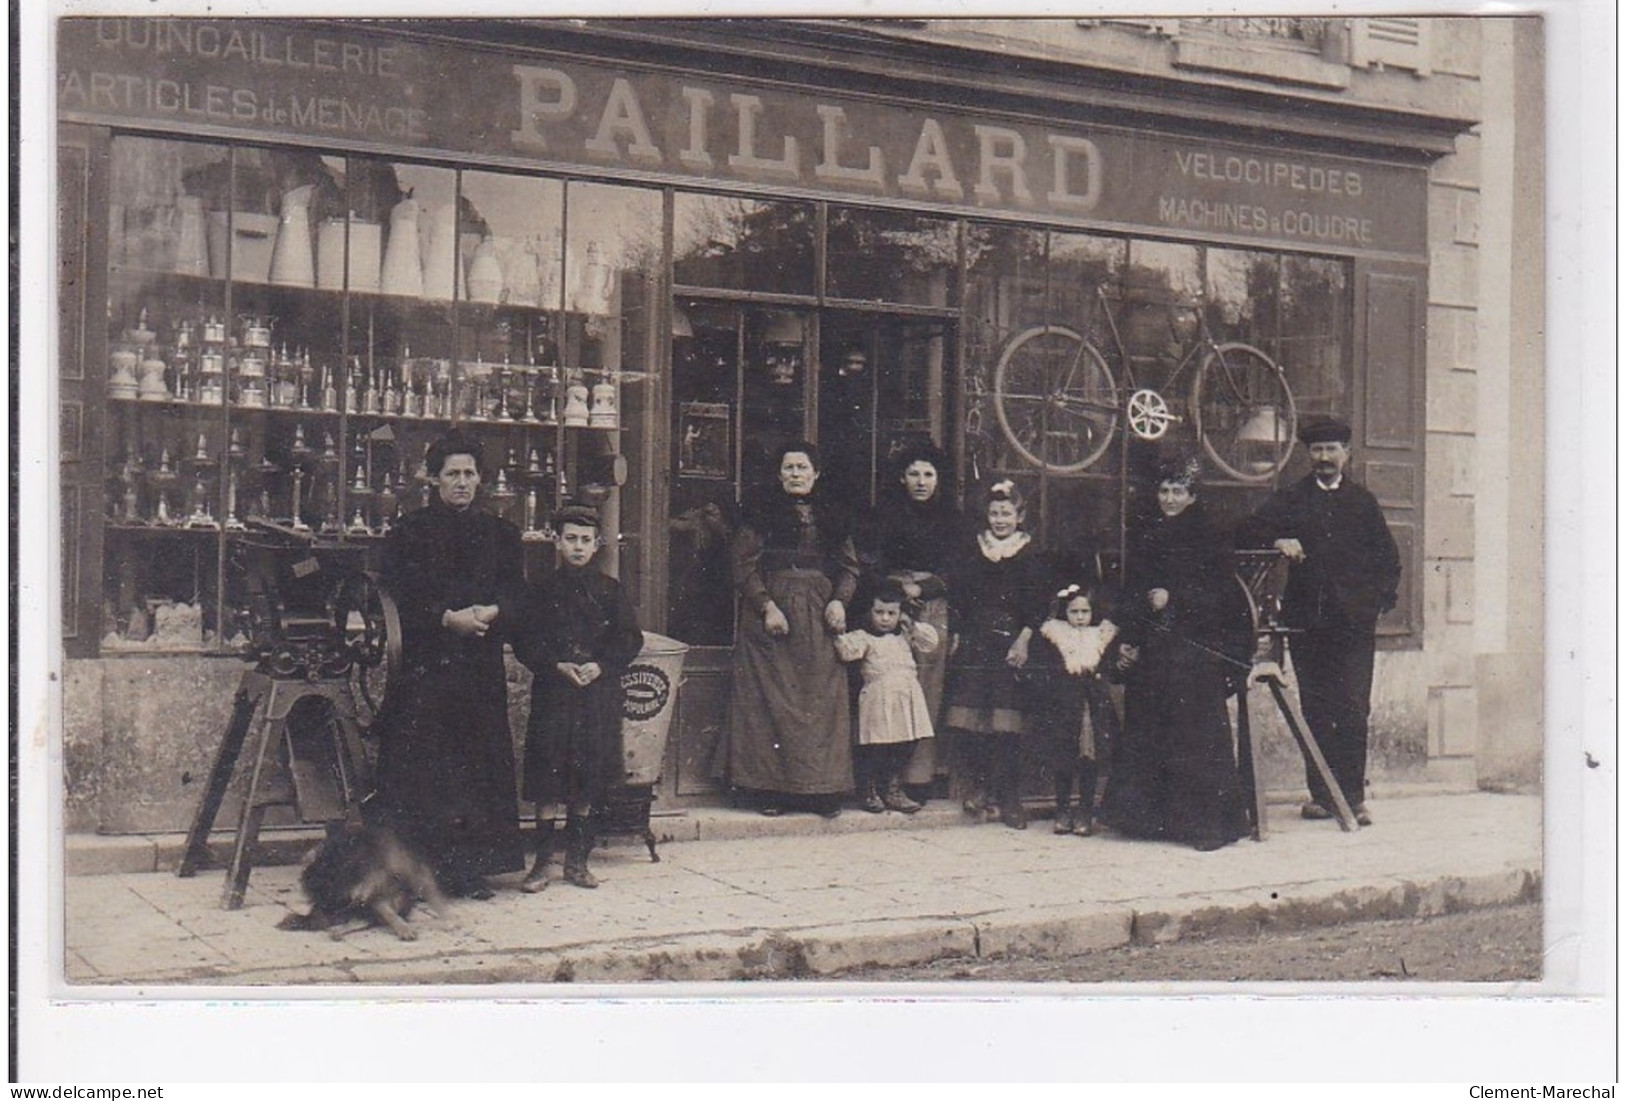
63,653,537,836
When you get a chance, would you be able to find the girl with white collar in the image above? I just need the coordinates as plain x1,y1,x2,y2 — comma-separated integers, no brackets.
941,479,1051,829
1031,584,1121,836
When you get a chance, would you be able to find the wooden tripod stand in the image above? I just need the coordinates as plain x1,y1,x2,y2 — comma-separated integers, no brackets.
177,664,373,909
1232,552,1360,839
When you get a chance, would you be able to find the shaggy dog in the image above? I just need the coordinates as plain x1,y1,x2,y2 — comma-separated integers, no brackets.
276,824,450,941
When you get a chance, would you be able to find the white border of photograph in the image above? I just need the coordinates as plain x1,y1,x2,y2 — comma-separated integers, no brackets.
14,0,1616,1082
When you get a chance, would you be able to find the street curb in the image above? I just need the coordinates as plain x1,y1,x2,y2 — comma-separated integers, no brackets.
1127,867,1543,946
100,864,1539,986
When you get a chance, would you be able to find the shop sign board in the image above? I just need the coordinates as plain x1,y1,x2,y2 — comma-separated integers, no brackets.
60,18,1428,257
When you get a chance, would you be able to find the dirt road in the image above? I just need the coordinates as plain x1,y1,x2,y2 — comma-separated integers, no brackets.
830,903,1543,983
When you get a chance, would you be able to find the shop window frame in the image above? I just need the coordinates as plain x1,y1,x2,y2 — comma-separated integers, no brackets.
75,127,664,659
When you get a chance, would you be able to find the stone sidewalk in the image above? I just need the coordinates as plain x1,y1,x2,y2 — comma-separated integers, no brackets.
62,790,1540,986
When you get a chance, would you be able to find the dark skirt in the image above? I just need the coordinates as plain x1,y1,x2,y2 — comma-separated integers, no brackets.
522,672,622,809
373,658,525,883
943,625,1027,736
1098,637,1248,849
726,569,853,796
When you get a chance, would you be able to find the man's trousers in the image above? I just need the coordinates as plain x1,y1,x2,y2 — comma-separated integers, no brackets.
1289,624,1377,809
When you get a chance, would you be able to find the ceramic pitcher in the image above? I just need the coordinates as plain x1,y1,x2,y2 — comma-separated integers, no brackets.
420,202,462,302
269,184,316,288
380,196,424,298
173,196,208,277
467,237,505,303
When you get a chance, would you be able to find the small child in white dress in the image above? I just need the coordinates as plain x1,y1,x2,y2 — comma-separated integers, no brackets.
835,580,940,814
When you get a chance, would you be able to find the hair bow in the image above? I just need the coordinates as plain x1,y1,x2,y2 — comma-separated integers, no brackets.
1055,583,1083,600
990,479,1016,497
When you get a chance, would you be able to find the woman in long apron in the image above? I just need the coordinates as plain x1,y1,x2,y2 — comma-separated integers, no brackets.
725,442,859,817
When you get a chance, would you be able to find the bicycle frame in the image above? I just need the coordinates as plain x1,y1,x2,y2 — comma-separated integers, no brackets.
1093,285,1218,401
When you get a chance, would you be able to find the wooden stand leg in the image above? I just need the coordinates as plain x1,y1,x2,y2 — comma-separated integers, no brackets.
329,704,373,819
1235,688,1267,841
178,673,268,877
644,827,660,863
221,703,287,910
223,804,268,911
1264,675,1358,832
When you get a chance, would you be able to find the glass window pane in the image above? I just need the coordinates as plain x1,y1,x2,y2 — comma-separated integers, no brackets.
826,206,959,306
673,193,814,295
459,172,564,312
1113,239,1203,390
963,222,1048,483
669,299,741,645
820,313,954,508
422,171,568,551
1205,247,1280,350
320,159,458,541
1050,232,1127,339
103,135,233,649
564,180,663,601
1126,240,1202,300
1279,254,1352,423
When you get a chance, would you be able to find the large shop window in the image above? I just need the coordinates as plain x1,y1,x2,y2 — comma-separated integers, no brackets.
673,194,814,295
825,207,960,307
87,134,655,654
960,225,1353,564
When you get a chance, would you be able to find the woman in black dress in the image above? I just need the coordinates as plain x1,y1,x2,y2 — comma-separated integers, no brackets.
372,431,526,897
1098,457,1250,852
868,441,961,803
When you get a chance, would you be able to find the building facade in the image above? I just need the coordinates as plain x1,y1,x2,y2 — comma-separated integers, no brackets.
57,16,1543,832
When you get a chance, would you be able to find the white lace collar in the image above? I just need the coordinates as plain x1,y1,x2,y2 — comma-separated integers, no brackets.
1040,618,1118,676
977,529,1031,562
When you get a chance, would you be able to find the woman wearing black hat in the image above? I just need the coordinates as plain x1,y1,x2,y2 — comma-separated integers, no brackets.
1098,456,1250,851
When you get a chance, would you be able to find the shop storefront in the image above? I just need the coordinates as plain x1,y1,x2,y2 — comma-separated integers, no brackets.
59,17,1450,829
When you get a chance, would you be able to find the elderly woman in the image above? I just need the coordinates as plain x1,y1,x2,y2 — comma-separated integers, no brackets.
1098,457,1250,852
725,441,859,818
372,430,526,897
868,440,962,805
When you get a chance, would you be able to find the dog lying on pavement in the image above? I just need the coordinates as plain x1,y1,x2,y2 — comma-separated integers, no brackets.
276,823,451,941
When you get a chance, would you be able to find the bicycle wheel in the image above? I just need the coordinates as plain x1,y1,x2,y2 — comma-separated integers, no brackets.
1190,342,1297,482
992,325,1119,474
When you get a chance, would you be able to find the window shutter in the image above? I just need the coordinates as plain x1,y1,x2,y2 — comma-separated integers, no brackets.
1349,17,1432,76
1355,260,1427,645
59,124,106,656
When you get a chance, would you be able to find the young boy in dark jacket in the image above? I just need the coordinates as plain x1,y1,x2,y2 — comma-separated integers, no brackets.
513,502,644,890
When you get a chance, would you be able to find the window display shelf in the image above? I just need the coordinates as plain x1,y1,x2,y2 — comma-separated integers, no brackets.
81,133,653,658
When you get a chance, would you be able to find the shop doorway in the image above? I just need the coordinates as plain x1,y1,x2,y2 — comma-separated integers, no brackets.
662,301,954,801
815,311,954,512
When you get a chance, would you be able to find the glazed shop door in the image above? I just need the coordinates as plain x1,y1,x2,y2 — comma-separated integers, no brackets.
815,311,954,510
664,302,810,800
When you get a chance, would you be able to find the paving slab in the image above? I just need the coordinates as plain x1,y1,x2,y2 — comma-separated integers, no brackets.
60,790,1541,987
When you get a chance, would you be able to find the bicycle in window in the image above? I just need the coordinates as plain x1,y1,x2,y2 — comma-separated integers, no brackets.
991,286,1298,482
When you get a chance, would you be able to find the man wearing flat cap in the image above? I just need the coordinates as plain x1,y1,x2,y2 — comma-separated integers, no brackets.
1238,416,1401,826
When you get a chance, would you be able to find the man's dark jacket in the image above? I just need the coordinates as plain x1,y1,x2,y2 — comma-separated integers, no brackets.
1238,474,1402,630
